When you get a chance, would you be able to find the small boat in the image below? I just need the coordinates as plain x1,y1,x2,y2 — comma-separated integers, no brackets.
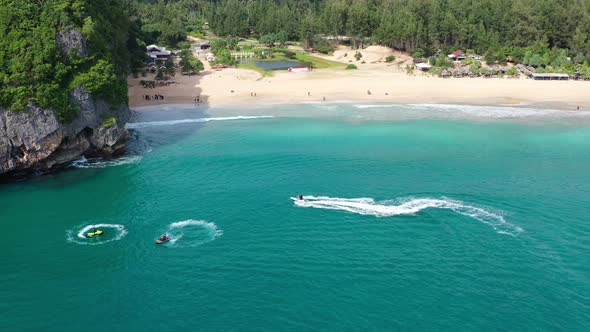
86,230,103,238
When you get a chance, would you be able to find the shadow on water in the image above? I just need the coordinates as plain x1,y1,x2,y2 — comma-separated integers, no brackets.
1,62,245,185
126,104,213,150
1,72,214,185
125,69,215,150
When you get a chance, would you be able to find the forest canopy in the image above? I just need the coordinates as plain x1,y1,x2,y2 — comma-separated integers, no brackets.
0,0,142,121
134,0,590,61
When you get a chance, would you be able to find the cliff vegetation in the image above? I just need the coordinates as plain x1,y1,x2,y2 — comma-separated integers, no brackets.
0,0,144,121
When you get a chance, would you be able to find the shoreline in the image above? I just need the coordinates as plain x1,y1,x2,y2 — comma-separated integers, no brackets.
129,47,590,112
129,99,585,114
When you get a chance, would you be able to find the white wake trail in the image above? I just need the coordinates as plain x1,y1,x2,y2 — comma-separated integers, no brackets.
162,219,223,247
66,223,128,245
293,196,523,236
125,116,274,129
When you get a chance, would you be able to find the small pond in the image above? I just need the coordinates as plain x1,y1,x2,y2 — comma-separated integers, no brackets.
248,60,304,70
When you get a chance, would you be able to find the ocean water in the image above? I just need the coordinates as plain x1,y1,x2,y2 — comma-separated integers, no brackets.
1,103,590,331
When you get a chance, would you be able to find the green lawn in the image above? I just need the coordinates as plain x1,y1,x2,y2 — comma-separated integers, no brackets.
294,52,344,69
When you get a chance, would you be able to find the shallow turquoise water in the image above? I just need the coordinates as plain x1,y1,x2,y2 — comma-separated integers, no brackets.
1,103,590,331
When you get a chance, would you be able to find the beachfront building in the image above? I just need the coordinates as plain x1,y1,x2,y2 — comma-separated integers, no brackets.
531,73,569,80
415,63,432,71
448,50,467,61
288,66,310,73
146,45,172,60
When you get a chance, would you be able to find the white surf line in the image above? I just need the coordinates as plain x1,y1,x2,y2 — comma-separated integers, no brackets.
70,156,143,169
404,103,590,118
125,115,274,129
293,195,523,236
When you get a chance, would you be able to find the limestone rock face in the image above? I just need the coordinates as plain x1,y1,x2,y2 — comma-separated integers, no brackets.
0,27,130,176
0,89,130,175
56,27,88,58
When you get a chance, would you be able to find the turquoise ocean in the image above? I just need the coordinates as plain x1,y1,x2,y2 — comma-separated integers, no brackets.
1,103,589,331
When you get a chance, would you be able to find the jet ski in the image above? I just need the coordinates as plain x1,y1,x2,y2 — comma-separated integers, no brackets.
290,195,305,202
155,235,170,244
86,230,103,238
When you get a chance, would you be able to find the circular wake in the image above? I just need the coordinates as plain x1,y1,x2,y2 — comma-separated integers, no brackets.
292,195,523,236
158,220,223,247
66,224,128,245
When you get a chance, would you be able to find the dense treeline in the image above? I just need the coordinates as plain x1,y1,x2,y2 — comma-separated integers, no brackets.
4,0,590,117
206,0,590,56
133,0,212,46
0,0,142,120
132,0,590,62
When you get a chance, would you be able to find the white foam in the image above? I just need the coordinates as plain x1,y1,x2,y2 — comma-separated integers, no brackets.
405,103,590,118
70,156,142,169
66,223,128,245
351,103,590,119
162,219,223,246
354,104,400,109
125,115,274,129
293,195,522,236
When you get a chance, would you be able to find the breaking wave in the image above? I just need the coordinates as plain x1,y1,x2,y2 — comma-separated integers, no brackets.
158,220,223,247
292,196,523,236
66,223,128,245
125,116,274,129
404,103,590,119
352,103,590,119
70,156,142,169
354,104,400,109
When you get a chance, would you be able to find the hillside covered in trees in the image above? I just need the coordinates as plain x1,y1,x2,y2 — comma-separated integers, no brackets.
3,0,590,116
134,0,590,63
0,0,143,120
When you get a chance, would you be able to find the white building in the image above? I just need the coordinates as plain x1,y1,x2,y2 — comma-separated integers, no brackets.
288,66,310,73
415,63,432,71
146,45,172,60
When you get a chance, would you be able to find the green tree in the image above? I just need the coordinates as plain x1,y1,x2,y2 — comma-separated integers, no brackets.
300,12,319,49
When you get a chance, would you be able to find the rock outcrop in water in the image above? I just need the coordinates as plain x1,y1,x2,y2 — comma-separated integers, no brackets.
0,25,130,177
0,87,129,176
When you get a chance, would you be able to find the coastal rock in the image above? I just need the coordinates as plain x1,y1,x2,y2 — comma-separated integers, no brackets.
0,107,62,173
0,27,130,177
56,27,88,58
0,89,130,176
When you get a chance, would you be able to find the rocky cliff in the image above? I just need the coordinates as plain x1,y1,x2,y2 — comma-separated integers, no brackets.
0,88,129,176
0,26,130,177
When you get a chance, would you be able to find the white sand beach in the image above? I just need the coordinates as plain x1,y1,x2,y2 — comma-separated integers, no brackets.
128,46,590,110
